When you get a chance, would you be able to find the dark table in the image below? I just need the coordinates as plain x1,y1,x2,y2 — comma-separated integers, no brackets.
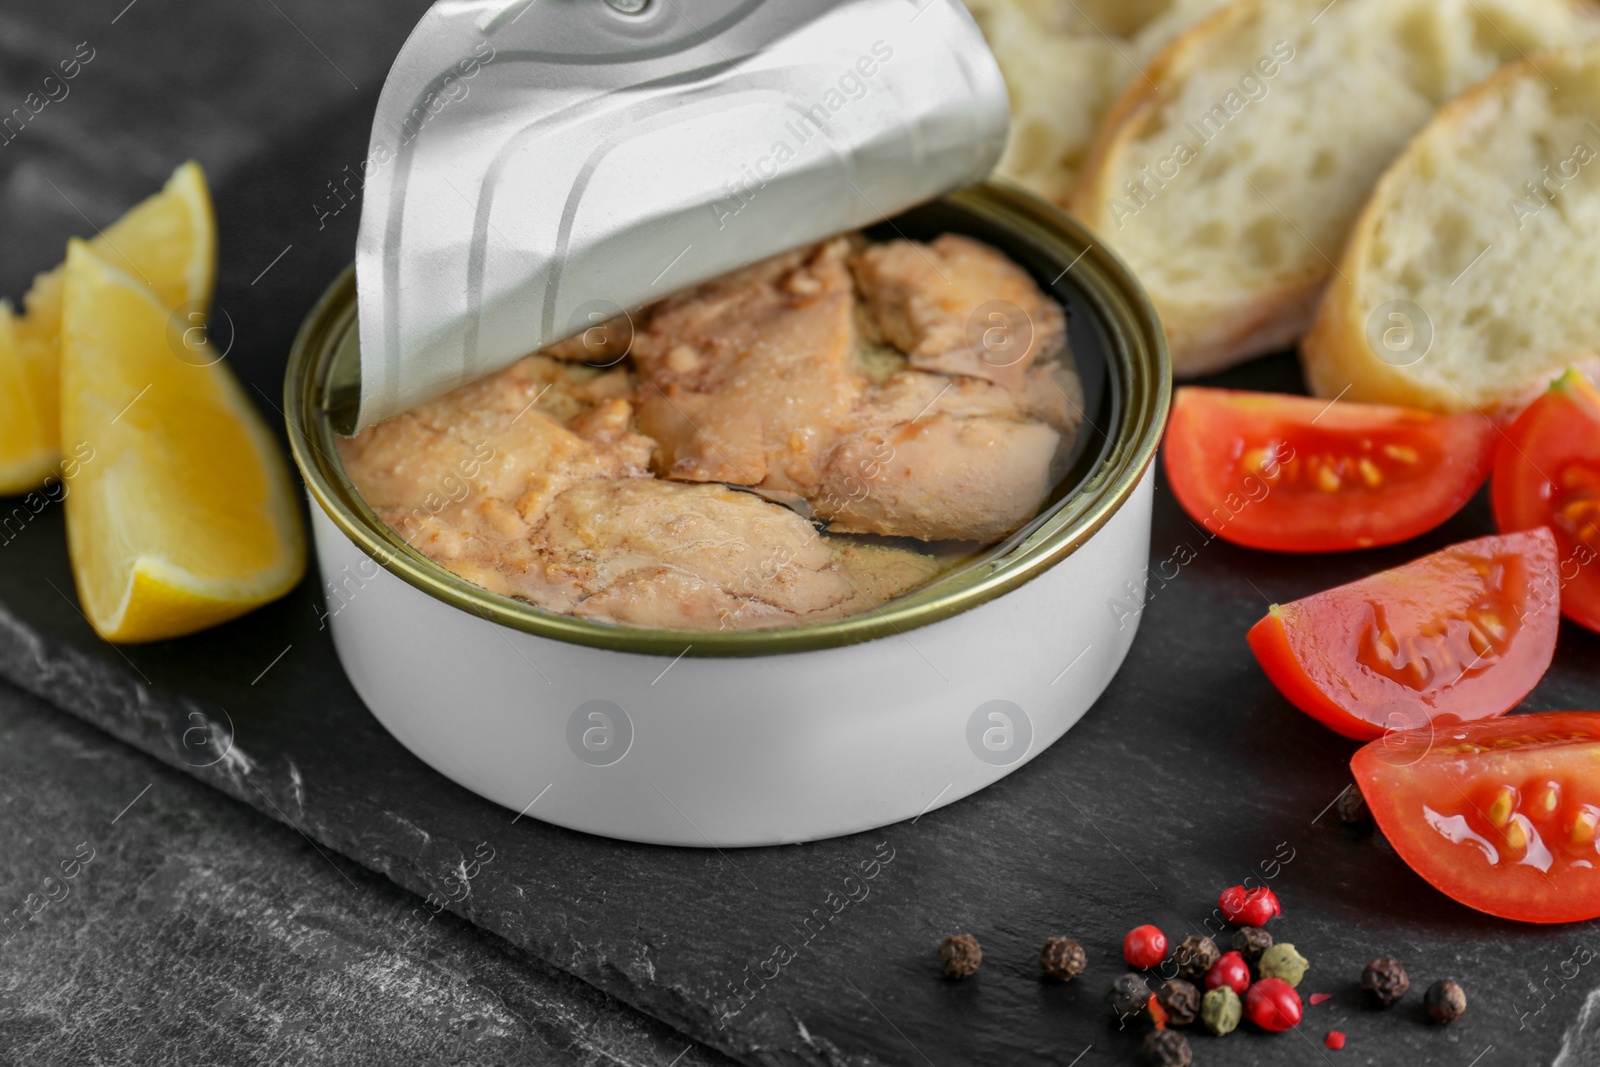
5,3,1600,1067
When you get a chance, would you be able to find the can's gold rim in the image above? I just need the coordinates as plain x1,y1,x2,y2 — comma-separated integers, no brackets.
284,183,1171,658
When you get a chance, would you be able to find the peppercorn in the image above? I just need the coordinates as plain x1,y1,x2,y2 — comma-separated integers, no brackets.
1231,925,1274,964
1219,885,1281,927
938,934,982,979
1361,957,1409,1008
1424,979,1467,1023
1173,935,1220,982
1259,942,1310,987
1108,973,1153,1024
1246,977,1303,1031
1040,936,1087,982
1156,979,1201,1026
1204,951,1251,995
1201,986,1242,1036
1139,1030,1192,1067
1337,787,1372,826
1124,924,1169,969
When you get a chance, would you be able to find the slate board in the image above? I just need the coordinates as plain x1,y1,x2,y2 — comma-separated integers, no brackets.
6,2,1600,1065
0,680,735,1067
9,366,1600,1067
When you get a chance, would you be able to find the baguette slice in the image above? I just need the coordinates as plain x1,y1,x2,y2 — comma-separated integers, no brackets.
960,0,1229,205
1304,46,1600,415
1072,0,1600,375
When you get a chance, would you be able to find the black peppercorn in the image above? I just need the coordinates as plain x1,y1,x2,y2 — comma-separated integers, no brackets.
1156,979,1202,1026
938,934,982,979
1107,973,1153,1024
1040,936,1087,982
1361,957,1410,1008
1337,786,1372,826
1231,925,1273,964
1173,935,1220,982
1424,979,1467,1023
1139,1030,1192,1067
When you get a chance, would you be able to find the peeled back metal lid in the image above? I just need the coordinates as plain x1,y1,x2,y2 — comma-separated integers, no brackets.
344,0,1009,434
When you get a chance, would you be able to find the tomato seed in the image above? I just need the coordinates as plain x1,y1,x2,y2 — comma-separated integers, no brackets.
1486,785,1517,827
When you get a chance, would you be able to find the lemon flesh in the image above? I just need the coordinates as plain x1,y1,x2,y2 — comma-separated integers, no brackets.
1,161,214,494
0,302,54,493
60,241,304,642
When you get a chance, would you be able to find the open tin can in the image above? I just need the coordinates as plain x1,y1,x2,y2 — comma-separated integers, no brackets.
286,183,1168,846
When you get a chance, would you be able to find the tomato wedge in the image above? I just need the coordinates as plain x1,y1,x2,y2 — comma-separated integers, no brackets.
1492,369,1600,633
1248,530,1560,740
1353,712,1600,923
1164,388,1497,552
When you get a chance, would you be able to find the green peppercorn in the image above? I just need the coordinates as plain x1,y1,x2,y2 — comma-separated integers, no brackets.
1259,942,1309,987
1201,985,1242,1036
1424,979,1467,1023
938,934,982,979
1231,925,1273,964
1173,935,1220,982
1139,1030,1192,1067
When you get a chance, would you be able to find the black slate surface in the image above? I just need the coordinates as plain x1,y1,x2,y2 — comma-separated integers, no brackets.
6,2,1600,1065
0,676,733,1066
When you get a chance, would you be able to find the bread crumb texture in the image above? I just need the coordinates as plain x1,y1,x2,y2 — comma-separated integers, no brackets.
1307,41,1600,414
960,0,1229,205
1072,0,1600,374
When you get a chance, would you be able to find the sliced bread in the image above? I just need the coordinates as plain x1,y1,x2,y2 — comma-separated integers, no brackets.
1304,45,1600,415
1071,0,1600,375
960,0,1229,206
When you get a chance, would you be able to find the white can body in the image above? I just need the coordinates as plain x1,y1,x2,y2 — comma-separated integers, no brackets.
311,470,1152,847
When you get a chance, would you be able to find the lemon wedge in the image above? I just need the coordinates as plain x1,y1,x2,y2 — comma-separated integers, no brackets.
1,161,215,494
0,302,55,493
59,241,304,642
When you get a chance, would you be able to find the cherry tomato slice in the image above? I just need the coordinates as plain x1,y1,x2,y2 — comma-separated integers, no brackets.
1353,712,1600,923
1492,369,1600,633
1248,530,1560,740
1163,388,1497,552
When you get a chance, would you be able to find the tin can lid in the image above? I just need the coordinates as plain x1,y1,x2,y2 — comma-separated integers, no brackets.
347,0,1009,433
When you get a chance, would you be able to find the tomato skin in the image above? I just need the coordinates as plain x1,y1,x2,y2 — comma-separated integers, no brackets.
1353,712,1600,924
1164,388,1497,553
1248,530,1561,740
1491,369,1600,634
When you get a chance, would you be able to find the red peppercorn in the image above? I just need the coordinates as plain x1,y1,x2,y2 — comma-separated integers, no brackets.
1124,925,1168,969
1218,885,1281,927
1326,1030,1346,1050
1246,977,1303,1032
1204,951,1251,995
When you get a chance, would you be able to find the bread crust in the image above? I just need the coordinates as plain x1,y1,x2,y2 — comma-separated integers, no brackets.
1301,48,1600,416
1073,0,1321,375
1074,0,1600,380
